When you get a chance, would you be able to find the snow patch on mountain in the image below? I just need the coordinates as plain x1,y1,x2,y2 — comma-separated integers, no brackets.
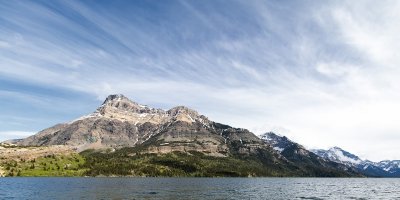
273,147,284,152
329,147,362,165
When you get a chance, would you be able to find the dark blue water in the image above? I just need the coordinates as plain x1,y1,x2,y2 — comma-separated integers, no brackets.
1,178,399,199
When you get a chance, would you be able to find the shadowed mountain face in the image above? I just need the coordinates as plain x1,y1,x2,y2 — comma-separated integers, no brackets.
14,94,361,177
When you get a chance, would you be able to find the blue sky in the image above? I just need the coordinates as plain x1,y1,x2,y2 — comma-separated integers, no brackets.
1,0,400,161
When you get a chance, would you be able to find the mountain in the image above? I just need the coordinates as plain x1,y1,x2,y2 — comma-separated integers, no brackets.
18,94,209,150
7,94,360,177
18,94,268,157
260,132,358,175
311,147,400,177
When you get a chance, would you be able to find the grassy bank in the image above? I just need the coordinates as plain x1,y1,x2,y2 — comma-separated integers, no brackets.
0,153,86,177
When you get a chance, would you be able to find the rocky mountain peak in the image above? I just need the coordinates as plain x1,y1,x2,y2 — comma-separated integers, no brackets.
68,94,211,126
261,132,287,140
260,132,294,152
167,106,208,124
168,106,198,117
330,146,344,151
96,94,167,117
100,94,147,111
102,94,129,104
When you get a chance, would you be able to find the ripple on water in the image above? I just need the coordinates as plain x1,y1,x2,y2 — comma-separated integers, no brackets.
1,178,400,199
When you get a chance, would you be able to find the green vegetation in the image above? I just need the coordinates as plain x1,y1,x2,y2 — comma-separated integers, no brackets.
0,154,86,177
0,145,358,177
80,148,295,177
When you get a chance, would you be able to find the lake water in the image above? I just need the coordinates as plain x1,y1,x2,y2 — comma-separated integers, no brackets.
0,178,399,199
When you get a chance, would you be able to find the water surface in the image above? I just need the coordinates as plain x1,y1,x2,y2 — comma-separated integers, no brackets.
1,177,399,199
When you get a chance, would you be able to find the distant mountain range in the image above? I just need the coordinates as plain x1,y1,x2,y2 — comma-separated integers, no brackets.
312,147,400,177
1,94,396,177
259,132,400,177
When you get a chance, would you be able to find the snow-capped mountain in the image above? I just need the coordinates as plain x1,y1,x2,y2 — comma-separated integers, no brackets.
260,132,294,152
312,147,400,177
312,147,363,166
